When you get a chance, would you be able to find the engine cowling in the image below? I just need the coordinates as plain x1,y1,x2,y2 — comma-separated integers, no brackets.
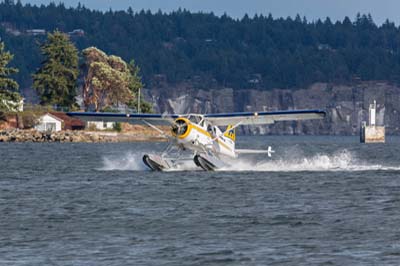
171,118,190,138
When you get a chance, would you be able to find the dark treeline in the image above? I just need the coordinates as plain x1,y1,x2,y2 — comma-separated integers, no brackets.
1,0,400,91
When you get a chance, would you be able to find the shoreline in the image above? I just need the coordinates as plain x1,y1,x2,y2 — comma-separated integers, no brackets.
0,129,168,143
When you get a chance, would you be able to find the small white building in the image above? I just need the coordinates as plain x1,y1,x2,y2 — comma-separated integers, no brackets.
26,29,46,36
35,113,63,132
87,121,115,130
68,29,85,36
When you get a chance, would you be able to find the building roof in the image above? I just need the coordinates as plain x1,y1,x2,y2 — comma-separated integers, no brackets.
41,113,64,122
50,112,85,129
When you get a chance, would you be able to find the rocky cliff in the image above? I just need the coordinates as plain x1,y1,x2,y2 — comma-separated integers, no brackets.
144,81,400,135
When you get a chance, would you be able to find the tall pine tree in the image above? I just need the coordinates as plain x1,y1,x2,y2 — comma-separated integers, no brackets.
33,30,79,108
0,41,22,112
0,41,19,92
127,59,152,113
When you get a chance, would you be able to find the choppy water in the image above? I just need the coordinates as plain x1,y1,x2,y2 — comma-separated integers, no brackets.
1,136,400,265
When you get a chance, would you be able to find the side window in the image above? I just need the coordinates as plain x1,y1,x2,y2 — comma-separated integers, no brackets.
207,125,212,133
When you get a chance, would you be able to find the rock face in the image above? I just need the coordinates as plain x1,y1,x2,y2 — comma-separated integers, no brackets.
145,81,399,135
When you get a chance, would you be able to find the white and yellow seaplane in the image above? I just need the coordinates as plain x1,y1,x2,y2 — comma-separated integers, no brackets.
68,109,326,171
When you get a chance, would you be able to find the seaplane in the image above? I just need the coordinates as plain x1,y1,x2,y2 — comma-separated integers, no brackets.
68,109,326,171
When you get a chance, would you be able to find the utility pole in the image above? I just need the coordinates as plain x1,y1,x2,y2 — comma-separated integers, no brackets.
137,87,141,113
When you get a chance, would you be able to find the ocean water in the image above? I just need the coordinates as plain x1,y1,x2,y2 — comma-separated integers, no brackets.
0,136,400,265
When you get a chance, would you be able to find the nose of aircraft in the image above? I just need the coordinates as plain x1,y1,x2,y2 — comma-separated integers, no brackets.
172,118,189,136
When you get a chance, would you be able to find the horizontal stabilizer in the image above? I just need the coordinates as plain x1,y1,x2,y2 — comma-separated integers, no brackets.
236,149,271,154
236,146,275,157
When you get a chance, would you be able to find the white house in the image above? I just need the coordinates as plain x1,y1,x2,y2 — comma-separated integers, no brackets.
86,121,115,130
35,113,63,132
26,29,46,36
68,29,85,36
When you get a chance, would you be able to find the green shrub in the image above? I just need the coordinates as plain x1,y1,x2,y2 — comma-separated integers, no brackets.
86,123,98,131
113,122,122,132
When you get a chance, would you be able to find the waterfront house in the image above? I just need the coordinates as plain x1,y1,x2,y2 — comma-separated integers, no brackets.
35,113,63,132
86,121,115,130
26,29,46,36
49,112,85,130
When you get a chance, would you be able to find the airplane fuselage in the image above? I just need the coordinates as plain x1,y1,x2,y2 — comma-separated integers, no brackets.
172,117,236,158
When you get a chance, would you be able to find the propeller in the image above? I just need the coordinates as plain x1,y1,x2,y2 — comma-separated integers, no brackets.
171,119,188,136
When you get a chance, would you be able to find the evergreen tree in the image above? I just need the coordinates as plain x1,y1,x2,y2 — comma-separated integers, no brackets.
0,41,22,112
33,30,79,108
129,59,152,113
128,59,143,93
127,59,150,112
4,2,400,91
0,42,22,112
0,42,19,91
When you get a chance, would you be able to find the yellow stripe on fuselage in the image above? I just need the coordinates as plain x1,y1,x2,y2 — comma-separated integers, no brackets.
192,124,212,138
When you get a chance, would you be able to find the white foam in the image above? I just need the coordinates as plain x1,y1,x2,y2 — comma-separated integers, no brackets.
164,161,201,172
99,152,148,171
99,149,400,172
222,149,400,172
99,152,200,172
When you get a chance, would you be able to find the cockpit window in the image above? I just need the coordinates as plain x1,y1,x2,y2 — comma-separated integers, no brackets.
207,124,216,136
187,115,202,124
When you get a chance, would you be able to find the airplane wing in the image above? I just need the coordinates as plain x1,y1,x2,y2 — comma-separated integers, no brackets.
204,109,326,126
68,109,326,126
66,112,179,125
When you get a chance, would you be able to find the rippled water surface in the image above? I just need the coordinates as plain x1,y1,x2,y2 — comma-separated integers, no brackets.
1,136,400,265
